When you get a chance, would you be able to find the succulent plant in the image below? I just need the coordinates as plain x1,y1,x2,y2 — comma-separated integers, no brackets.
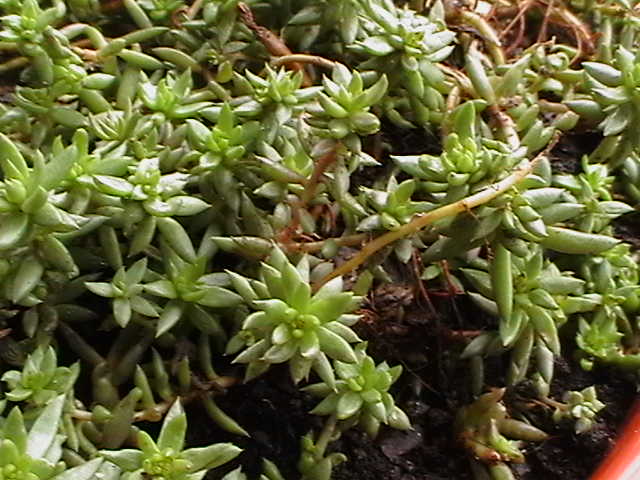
0,395,104,480
303,342,411,438
100,399,242,480
226,247,362,386
1,346,78,406
0,1,639,479
552,386,606,433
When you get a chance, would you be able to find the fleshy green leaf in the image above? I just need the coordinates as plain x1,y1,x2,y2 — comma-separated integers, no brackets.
316,327,357,362
99,449,144,471
196,286,243,308
336,391,363,419
0,213,29,250
53,458,104,480
182,443,242,472
156,299,185,337
157,400,187,452
26,394,65,459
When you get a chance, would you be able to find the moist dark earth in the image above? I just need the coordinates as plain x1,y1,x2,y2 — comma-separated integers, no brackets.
183,129,639,480
192,281,635,480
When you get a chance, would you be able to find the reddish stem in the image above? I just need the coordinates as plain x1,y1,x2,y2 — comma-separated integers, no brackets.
237,2,312,86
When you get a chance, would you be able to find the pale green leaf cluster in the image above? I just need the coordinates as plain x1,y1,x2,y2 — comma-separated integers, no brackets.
303,343,410,438
226,247,363,386
101,400,241,480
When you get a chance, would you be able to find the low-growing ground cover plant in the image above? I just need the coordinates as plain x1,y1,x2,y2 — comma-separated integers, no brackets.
0,0,639,479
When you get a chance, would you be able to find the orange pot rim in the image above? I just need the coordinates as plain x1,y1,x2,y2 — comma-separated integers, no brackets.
590,400,640,480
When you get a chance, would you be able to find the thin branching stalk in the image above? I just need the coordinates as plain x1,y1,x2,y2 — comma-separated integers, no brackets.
316,152,551,288
272,54,336,70
282,233,369,253
458,10,506,65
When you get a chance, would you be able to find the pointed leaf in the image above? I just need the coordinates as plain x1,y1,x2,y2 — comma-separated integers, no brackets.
167,196,210,216
86,282,115,298
312,352,336,389
337,391,363,419
262,342,297,363
0,439,20,467
98,449,144,471
157,400,187,452
26,394,65,459
144,280,177,299
94,175,134,196
0,213,29,250
53,458,104,480
42,145,78,190
157,217,196,261
113,297,132,327
308,293,354,322
317,327,357,362
0,133,28,179
358,36,395,56
196,286,243,308
125,258,147,286
182,443,242,472
156,299,185,337
4,407,27,452
10,256,44,303
310,394,339,415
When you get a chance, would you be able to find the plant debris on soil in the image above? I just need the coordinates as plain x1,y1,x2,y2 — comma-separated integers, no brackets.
190,174,637,479
183,129,640,480
190,265,636,480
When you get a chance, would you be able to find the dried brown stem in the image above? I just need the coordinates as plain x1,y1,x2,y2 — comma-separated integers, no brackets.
277,148,338,245
537,0,555,44
237,2,312,86
495,0,594,61
271,54,336,70
282,233,369,253
314,143,558,290
301,149,337,206
100,0,123,13
186,0,204,19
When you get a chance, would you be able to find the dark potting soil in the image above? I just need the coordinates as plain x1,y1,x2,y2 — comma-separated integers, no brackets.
548,131,602,174
189,279,635,480
185,130,639,480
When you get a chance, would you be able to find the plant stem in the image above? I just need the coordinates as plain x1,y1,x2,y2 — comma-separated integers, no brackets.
0,57,29,73
315,151,552,288
438,64,475,95
314,414,338,459
272,54,336,70
301,148,338,206
238,2,312,85
283,233,368,253
458,10,505,65
487,105,520,149
187,0,204,19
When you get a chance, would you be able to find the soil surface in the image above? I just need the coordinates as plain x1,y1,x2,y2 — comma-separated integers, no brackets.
186,129,638,480
189,280,635,480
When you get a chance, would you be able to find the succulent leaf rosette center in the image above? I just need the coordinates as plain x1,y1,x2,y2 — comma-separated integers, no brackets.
302,343,411,438
226,248,363,386
0,462,35,480
142,450,191,479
